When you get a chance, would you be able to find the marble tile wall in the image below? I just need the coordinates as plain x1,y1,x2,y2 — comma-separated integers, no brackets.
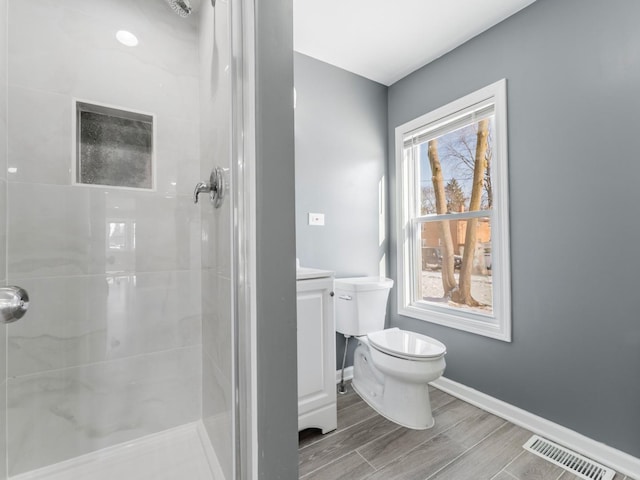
198,1,235,479
1,0,8,478
8,346,201,475
6,0,202,475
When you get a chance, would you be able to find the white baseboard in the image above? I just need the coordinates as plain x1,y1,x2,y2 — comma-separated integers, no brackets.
431,377,640,478
335,366,353,384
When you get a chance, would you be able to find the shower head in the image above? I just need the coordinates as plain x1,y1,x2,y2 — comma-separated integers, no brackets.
166,0,192,17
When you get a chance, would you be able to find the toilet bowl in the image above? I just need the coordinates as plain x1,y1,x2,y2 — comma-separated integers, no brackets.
352,328,446,429
335,277,447,430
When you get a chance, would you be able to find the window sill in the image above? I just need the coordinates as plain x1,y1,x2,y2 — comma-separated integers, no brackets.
398,304,512,342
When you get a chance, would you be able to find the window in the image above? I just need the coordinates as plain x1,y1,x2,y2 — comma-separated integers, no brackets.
395,79,511,341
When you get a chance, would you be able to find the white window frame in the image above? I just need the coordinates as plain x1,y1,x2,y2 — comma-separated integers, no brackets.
395,79,511,342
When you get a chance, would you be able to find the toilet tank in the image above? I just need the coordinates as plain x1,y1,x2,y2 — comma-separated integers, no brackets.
334,277,394,336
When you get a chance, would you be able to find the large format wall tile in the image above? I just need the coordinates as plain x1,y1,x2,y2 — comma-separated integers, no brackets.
7,345,202,476
8,184,201,278
0,105,5,186
198,0,231,178
1,3,8,479
0,0,6,185
8,0,199,122
200,198,232,277
8,270,202,377
203,350,232,480
0,380,6,480
8,85,200,193
0,189,5,480
18,0,200,43
8,183,92,277
129,193,202,274
7,87,72,185
155,116,201,196
201,270,234,476
202,271,232,377
5,0,204,475
199,1,235,478
0,180,6,282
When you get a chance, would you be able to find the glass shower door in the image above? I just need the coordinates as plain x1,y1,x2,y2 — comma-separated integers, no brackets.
2,0,237,478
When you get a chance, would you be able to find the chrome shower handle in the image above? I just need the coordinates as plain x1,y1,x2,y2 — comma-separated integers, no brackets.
193,182,211,203
0,286,29,324
193,167,225,208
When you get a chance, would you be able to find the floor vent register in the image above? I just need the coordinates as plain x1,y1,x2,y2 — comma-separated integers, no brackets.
523,435,616,480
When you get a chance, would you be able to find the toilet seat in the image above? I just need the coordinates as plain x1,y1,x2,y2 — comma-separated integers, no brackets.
367,328,446,360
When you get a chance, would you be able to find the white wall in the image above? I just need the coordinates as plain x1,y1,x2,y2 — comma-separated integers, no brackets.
5,0,202,474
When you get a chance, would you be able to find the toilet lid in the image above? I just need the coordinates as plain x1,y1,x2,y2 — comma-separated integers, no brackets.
367,328,446,359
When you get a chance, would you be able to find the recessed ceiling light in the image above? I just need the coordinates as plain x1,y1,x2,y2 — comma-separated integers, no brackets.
7,167,17,174
116,30,138,47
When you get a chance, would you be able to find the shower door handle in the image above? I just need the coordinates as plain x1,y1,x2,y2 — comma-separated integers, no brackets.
193,167,225,208
0,286,29,324
193,182,212,203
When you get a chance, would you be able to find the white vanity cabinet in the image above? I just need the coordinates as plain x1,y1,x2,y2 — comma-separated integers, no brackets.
296,269,337,433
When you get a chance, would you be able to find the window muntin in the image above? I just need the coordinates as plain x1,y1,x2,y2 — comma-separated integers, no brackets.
396,80,511,341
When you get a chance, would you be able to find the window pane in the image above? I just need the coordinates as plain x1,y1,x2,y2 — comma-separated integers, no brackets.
417,217,493,316
418,118,494,215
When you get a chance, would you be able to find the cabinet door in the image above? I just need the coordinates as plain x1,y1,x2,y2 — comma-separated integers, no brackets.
296,278,336,422
297,289,326,401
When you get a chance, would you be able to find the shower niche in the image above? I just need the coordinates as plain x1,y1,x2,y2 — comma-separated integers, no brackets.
74,100,155,190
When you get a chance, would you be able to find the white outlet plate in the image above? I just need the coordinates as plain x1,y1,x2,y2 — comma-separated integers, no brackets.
308,213,325,226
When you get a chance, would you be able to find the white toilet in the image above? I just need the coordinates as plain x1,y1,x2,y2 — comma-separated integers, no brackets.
335,276,446,430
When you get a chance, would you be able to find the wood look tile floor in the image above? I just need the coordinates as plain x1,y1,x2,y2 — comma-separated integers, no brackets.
298,384,635,480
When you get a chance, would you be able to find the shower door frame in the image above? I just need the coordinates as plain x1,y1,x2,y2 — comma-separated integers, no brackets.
230,0,258,478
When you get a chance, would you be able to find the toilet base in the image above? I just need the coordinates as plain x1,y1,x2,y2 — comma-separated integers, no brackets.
352,378,435,430
352,342,439,430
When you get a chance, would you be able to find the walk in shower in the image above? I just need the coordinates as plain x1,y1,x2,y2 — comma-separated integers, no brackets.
0,0,251,478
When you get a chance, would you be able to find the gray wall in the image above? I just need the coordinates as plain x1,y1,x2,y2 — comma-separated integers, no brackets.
255,0,299,478
294,53,387,276
388,0,640,457
294,53,388,368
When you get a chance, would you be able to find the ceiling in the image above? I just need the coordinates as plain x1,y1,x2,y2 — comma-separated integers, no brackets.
294,0,537,86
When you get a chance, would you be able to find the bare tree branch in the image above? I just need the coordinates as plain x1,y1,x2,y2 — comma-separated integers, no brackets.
427,139,457,296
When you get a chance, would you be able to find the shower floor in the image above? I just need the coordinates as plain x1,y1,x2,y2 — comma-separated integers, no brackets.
11,422,224,480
